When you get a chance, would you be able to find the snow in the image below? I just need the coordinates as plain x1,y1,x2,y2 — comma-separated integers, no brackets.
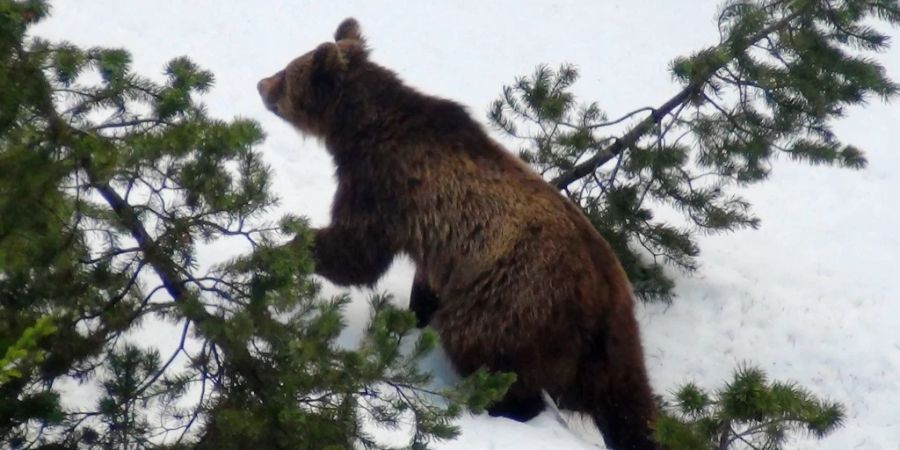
32,1,900,448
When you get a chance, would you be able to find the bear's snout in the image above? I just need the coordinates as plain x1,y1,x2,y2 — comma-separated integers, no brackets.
257,72,284,114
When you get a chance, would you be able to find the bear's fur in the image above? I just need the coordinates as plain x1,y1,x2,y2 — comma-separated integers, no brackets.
258,19,659,450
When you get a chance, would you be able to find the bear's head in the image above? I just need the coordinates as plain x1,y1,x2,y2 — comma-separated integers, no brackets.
257,18,370,137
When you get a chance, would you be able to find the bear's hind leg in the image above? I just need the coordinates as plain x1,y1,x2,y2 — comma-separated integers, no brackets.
487,382,545,422
409,270,440,328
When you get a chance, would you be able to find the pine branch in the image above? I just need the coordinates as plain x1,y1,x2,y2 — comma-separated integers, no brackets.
552,7,805,190
88,118,172,131
565,106,655,129
132,320,191,398
32,76,274,398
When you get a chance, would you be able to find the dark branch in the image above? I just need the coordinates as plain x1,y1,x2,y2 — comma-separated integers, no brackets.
551,9,804,190
89,118,173,131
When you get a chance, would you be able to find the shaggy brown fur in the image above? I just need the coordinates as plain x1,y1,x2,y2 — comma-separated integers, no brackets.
258,19,659,450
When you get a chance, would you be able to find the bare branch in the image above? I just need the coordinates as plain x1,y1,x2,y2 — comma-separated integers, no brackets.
133,320,191,398
79,246,141,264
89,118,172,131
578,106,655,129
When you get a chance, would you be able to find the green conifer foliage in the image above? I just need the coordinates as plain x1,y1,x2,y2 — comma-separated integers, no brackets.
0,2,510,448
654,365,845,449
489,0,898,302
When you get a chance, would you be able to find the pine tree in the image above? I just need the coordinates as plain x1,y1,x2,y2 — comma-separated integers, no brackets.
0,2,511,448
489,0,899,302
654,365,845,449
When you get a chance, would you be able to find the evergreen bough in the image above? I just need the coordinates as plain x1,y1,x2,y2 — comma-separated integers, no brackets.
654,365,845,449
490,0,898,302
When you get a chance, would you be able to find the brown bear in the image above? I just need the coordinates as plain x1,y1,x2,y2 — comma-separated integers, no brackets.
258,19,659,450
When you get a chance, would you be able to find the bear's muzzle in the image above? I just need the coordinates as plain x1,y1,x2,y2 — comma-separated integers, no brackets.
257,71,284,115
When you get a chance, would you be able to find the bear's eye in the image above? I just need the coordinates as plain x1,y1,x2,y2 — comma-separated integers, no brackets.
285,67,317,109
282,67,302,91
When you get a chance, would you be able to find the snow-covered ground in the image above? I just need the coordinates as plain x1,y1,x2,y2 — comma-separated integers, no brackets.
34,1,899,448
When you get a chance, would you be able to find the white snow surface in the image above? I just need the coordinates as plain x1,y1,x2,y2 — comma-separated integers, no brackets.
33,1,899,449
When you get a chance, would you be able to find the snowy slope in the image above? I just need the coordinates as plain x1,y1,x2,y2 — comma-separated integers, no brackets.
33,1,899,449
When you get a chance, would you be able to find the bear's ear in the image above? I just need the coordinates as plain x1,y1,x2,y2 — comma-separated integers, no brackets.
311,42,347,75
334,18,365,44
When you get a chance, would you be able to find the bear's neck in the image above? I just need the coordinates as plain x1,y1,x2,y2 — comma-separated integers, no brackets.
324,77,487,169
